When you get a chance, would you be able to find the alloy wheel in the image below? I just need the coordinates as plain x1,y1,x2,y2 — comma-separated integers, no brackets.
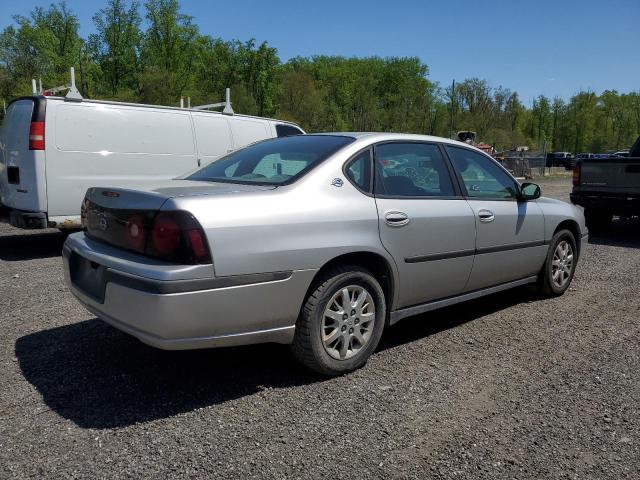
551,240,574,288
321,285,376,360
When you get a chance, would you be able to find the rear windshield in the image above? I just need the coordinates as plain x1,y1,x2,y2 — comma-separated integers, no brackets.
187,135,354,185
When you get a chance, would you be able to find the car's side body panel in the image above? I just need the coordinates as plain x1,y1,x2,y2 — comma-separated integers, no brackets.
375,197,476,308
464,199,547,291
62,133,586,353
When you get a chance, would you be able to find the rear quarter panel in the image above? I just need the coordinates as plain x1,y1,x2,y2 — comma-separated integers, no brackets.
170,180,387,276
166,146,397,296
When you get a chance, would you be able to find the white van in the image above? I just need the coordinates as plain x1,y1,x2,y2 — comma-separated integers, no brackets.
0,95,304,229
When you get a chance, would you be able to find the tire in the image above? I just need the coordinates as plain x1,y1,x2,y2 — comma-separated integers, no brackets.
537,229,578,297
584,209,612,232
291,264,386,376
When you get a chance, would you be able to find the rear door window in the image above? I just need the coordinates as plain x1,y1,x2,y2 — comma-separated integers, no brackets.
345,149,372,192
374,142,455,197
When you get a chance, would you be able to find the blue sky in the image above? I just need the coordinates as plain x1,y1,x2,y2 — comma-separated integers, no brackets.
1,0,638,104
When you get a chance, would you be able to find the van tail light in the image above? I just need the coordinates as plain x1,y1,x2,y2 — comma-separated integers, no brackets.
573,162,581,186
29,121,45,150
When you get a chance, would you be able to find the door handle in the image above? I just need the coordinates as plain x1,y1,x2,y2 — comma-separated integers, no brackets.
385,211,410,227
478,209,495,223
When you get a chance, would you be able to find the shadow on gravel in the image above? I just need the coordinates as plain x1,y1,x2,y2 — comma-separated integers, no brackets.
0,230,66,261
16,287,541,429
588,218,640,249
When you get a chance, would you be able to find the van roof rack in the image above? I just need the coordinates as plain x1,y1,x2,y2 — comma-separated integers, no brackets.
35,68,235,116
34,67,82,101
191,87,234,115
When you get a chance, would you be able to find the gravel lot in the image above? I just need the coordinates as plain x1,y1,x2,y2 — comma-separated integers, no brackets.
1,179,639,479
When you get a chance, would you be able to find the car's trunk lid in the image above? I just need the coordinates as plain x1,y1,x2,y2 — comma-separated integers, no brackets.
83,180,275,255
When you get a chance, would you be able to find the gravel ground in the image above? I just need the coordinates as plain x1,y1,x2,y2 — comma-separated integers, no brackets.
1,179,639,479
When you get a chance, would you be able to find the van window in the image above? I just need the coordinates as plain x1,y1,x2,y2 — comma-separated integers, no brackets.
1,100,33,151
276,124,304,137
55,104,195,155
192,114,232,158
229,118,270,149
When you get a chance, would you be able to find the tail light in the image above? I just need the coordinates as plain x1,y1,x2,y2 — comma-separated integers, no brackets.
84,202,212,264
145,212,211,264
29,122,45,150
573,162,581,186
126,214,146,250
150,214,181,255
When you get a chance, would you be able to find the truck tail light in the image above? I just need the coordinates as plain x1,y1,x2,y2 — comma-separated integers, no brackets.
573,162,581,186
29,121,45,150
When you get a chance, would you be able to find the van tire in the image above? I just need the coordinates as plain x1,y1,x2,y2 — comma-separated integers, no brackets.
291,265,386,376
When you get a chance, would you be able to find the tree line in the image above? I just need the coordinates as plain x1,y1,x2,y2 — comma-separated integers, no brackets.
1,0,639,153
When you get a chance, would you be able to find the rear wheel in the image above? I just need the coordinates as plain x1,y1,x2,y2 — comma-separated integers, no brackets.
537,229,577,296
584,209,612,232
291,265,386,376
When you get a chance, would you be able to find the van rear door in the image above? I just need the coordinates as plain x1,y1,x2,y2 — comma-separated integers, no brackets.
0,97,47,213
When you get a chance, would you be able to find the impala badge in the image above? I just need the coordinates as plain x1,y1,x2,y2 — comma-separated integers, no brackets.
331,178,344,187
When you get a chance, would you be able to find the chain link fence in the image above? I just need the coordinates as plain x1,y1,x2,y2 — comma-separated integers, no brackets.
497,155,546,178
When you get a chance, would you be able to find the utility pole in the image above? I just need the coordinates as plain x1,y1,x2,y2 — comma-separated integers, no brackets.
449,79,455,140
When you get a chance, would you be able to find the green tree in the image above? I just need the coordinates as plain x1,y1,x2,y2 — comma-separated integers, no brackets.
140,0,198,103
90,0,142,96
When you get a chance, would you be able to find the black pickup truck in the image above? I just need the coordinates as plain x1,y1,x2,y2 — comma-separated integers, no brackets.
571,136,640,230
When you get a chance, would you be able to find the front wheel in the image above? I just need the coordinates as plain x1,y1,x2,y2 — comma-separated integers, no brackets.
537,230,577,297
291,265,386,376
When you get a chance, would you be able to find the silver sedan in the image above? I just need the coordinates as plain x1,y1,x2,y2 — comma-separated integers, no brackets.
63,133,587,375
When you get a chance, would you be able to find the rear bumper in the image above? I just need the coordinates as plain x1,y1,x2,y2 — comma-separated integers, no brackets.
579,232,589,257
62,238,316,350
571,192,640,214
3,208,48,229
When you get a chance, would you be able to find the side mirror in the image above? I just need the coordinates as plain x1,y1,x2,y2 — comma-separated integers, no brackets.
520,182,541,201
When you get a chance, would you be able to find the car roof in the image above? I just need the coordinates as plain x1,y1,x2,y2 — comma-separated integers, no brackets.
308,132,477,149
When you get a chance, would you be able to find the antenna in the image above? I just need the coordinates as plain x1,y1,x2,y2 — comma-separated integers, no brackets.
65,67,83,101
192,87,234,115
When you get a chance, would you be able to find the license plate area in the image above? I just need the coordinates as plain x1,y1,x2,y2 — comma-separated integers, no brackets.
69,252,107,303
